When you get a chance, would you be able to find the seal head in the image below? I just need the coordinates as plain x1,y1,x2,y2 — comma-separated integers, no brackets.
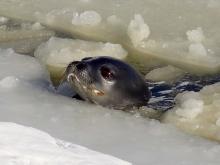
64,56,150,110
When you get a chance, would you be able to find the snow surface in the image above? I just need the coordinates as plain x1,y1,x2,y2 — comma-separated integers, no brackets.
0,122,131,165
1,49,220,165
0,0,220,74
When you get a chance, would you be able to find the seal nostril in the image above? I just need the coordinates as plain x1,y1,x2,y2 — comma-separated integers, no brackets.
76,62,87,70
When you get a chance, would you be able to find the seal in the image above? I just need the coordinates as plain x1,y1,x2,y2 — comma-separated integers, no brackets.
62,56,150,110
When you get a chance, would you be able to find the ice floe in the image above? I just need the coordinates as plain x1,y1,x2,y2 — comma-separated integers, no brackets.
0,0,220,74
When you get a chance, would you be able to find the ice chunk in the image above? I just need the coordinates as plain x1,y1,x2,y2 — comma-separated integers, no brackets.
145,65,185,83
127,14,150,47
31,22,45,30
175,96,204,119
186,27,205,43
0,48,48,83
189,43,207,57
162,83,220,141
35,37,127,67
0,16,9,25
0,76,19,89
0,122,131,165
72,11,102,26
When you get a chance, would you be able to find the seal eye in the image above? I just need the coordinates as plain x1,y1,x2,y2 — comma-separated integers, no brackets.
100,66,115,81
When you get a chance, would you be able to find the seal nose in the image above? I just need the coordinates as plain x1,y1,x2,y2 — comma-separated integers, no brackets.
76,62,87,70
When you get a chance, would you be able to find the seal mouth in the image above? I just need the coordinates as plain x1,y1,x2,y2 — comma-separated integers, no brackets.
65,60,105,101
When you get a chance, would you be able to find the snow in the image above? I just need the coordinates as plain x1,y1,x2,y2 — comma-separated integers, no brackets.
34,37,127,68
163,83,220,141
1,49,220,165
0,122,131,165
72,11,102,26
0,0,220,74
127,14,150,47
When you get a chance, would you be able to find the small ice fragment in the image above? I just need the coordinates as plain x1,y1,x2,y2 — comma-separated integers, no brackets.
127,14,150,47
189,43,207,57
0,76,19,88
0,16,9,25
186,27,205,43
31,22,44,30
176,98,204,119
72,10,102,26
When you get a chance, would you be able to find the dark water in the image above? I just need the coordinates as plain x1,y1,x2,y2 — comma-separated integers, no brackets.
147,74,220,111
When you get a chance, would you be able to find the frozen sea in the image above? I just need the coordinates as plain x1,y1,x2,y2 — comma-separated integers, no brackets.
0,0,220,164
1,49,220,165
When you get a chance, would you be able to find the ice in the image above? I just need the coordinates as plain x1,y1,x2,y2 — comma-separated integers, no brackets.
0,16,9,25
0,0,220,74
127,14,150,47
188,43,207,57
34,37,127,79
175,96,204,119
0,122,130,165
72,11,102,26
145,65,185,83
0,76,19,89
0,18,55,54
0,49,48,82
1,49,220,164
163,83,220,141
186,27,205,43
107,15,122,26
